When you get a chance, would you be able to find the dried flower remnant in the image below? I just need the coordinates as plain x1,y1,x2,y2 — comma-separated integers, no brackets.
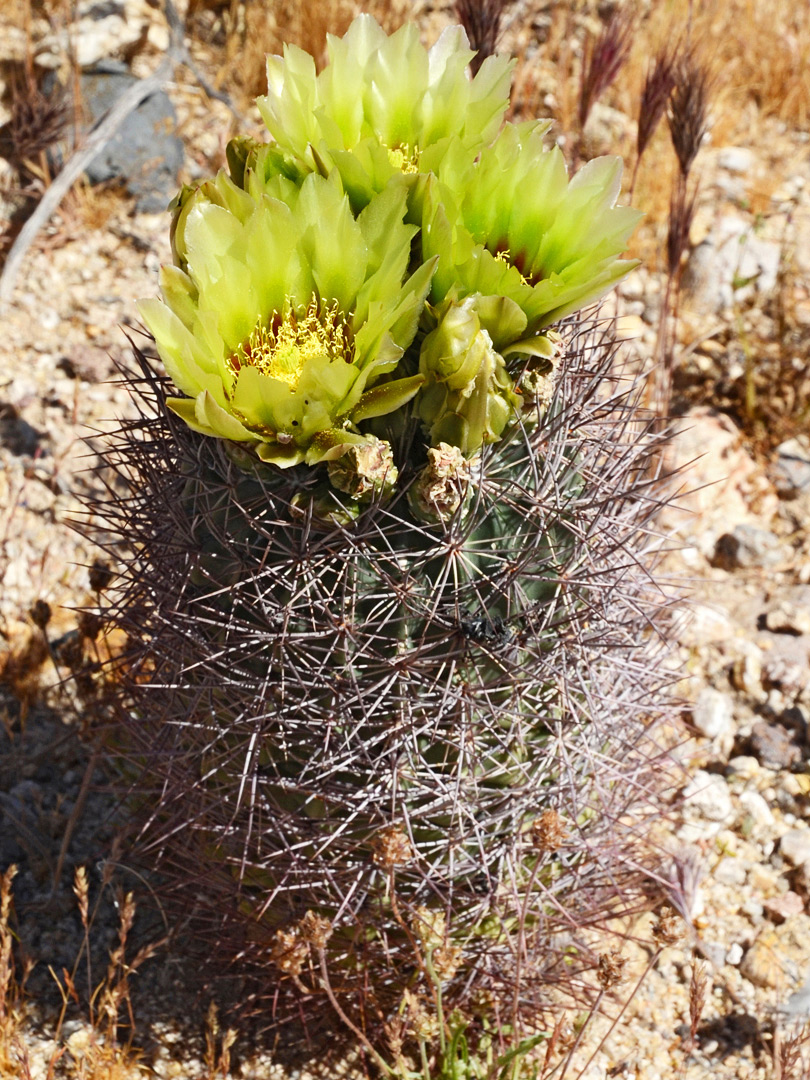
432,942,462,982
372,825,413,870
297,911,333,949
28,599,51,631
408,443,473,524
651,903,683,948
531,808,567,853
89,560,114,593
402,989,440,1042
270,911,332,976
327,436,398,502
270,929,309,977
596,949,628,990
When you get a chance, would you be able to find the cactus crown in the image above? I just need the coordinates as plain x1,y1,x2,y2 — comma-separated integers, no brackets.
139,13,640,490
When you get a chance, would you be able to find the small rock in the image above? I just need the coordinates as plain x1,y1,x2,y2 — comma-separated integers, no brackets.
783,705,809,739
783,773,810,799
682,215,781,316
763,658,809,700
748,863,781,894
581,102,633,157
732,646,767,702
726,755,761,781
764,892,805,923
51,62,184,213
713,524,788,570
57,345,116,383
726,942,744,966
682,770,733,823
740,916,810,989
717,146,755,174
771,436,810,497
714,858,747,886
783,978,810,1018
738,789,775,832
36,0,153,68
674,602,736,647
780,829,810,867
741,897,765,921
765,601,810,636
692,687,736,740
749,720,802,770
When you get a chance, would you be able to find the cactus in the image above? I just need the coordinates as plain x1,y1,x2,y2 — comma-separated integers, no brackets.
87,15,673,1056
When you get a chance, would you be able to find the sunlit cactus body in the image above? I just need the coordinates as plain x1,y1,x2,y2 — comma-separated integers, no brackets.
88,14,673,1048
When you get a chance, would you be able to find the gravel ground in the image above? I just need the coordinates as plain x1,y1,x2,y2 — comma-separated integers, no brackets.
2,2,810,1077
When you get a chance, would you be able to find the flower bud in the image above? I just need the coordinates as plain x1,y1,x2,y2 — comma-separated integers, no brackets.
417,297,521,454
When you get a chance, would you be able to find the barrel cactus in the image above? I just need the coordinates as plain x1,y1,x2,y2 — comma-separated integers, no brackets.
89,15,672,1059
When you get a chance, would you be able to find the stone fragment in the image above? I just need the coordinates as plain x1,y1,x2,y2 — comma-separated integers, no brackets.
674,602,736,647
740,917,810,989
692,687,735,740
732,646,766,702
781,829,810,868
764,892,805,923
738,790,775,832
747,863,781,894
35,0,161,68
726,942,744,965
765,601,810,636
749,720,802,770
763,658,809,700
682,770,733,823
79,63,184,213
681,214,781,316
57,345,115,383
717,146,755,174
726,756,761,781
783,978,810,1018
771,436,810,498
713,858,747,886
713,524,788,570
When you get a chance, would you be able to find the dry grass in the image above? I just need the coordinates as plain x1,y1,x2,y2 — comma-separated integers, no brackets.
187,0,404,106
0,863,172,1080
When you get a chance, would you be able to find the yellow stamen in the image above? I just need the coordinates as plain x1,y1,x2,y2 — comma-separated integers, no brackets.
226,298,351,391
386,142,420,174
492,245,531,287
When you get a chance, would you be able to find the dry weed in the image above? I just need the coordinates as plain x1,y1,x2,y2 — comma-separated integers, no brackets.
188,0,403,105
0,860,171,1079
0,865,27,1079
